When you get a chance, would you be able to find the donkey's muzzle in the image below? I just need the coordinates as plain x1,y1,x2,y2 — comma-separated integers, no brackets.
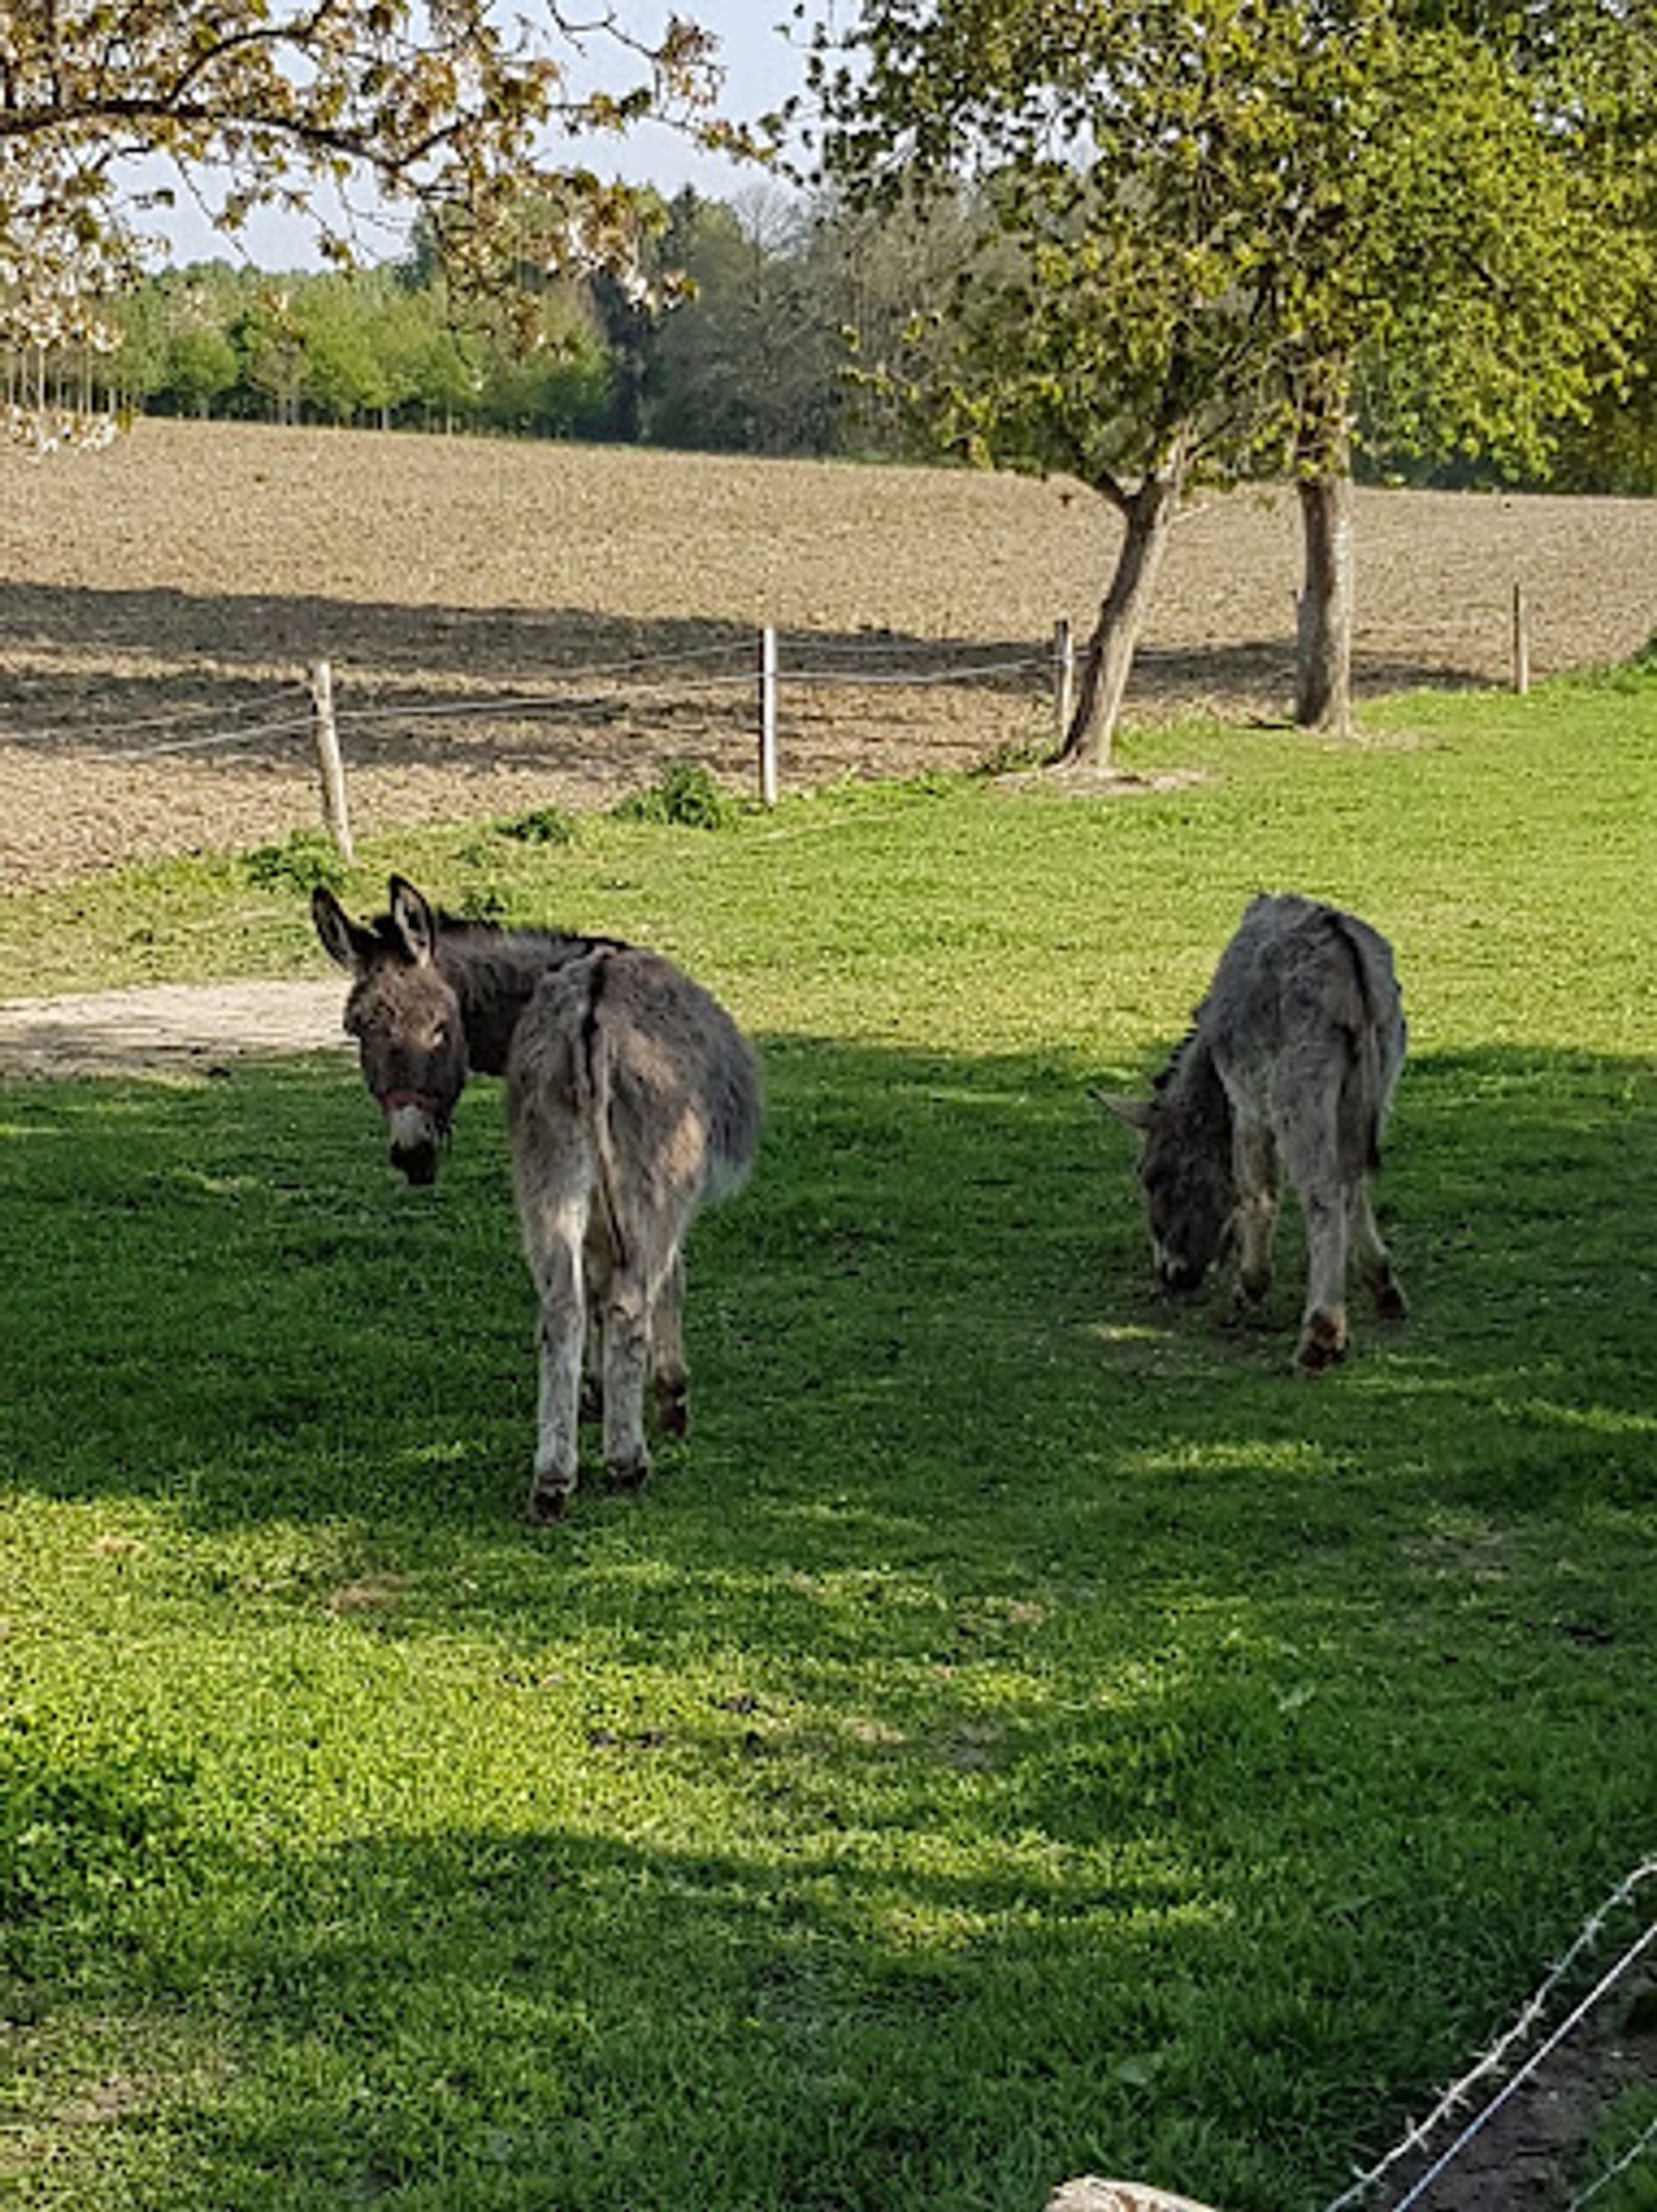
383,1097,445,1187
392,1139,440,1187
1156,1251,1207,1295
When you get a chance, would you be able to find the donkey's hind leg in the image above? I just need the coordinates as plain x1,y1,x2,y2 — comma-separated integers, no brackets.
1351,1178,1407,1320
651,1250,690,1440
600,1260,653,1491
1277,1099,1351,1375
579,1219,612,1427
603,1234,692,1486
516,1171,592,1522
1230,1111,1280,1308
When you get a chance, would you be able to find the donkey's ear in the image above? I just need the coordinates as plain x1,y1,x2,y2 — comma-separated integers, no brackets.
1091,1087,1156,1134
313,885,369,971
387,876,438,966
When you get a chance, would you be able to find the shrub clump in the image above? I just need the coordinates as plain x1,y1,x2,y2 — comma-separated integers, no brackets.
243,831,347,893
613,761,742,832
494,804,576,847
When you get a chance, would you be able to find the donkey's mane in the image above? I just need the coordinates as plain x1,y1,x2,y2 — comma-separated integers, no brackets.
433,912,627,958
1152,1024,1202,1096
344,910,633,1078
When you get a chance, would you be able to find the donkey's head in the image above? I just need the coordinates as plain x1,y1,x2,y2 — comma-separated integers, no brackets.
1101,1043,1237,1294
313,876,469,1187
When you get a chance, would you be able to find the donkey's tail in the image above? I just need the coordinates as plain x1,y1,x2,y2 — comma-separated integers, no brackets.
1327,911,1389,1175
574,950,633,1272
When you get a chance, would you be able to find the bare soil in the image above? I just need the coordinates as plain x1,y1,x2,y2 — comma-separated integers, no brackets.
0,976,345,1074
2,419,1654,888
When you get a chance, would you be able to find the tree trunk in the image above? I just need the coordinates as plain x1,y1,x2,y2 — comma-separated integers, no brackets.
1059,457,1186,769
1291,357,1357,735
1295,467,1355,734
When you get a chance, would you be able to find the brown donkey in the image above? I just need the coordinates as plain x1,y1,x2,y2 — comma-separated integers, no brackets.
315,877,759,1517
1105,892,1408,1373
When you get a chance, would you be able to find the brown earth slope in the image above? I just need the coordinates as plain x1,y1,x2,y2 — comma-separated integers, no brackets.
2,420,1653,887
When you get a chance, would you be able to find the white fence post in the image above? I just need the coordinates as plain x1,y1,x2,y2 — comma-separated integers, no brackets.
307,659,355,861
758,626,779,806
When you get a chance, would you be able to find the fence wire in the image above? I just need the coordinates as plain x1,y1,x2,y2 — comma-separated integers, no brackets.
0,626,1066,768
1325,1860,1657,2212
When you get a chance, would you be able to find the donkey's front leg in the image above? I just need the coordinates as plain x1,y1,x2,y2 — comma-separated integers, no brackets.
1230,1114,1279,1308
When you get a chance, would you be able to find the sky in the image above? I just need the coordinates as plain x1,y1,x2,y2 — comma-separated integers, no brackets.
150,2,828,269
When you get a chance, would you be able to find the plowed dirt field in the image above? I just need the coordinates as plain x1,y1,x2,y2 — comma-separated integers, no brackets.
2,419,1653,887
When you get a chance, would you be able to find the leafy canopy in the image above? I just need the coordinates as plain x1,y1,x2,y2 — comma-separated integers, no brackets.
811,0,1652,497
0,4,755,398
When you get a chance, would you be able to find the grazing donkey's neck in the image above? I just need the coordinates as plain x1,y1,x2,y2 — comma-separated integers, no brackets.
436,921,621,1078
1158,1025,1232,1145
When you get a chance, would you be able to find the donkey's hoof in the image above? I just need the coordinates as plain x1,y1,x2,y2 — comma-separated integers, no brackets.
606,1454,652,1495
1295,1312,1348,1376
1237,1268,1272,1307
1374,1278,1408,1321
529,1478,575,1523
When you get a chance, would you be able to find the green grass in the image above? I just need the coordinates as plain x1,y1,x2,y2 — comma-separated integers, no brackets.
3,675,1654,2209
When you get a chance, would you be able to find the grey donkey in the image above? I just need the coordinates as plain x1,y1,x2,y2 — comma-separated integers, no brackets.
1104,892,1408,1373
314,876,760,1517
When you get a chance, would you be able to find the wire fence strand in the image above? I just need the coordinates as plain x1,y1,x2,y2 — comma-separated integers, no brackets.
0,680,308,749
1325,1860,1657,2212
0,627,1068,786
1567,2104,1657,2212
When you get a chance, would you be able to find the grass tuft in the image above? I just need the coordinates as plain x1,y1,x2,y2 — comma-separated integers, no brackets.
612,759,747,831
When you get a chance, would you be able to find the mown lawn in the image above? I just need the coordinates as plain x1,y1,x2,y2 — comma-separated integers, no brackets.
3,671,1654,2210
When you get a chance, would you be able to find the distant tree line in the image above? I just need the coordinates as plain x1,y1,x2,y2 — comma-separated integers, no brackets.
78,180,1657,497
86,187,949,459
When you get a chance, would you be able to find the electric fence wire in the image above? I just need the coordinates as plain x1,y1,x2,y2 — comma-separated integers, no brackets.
779,653,1046,687
120,711,319,760
2,632,1056,765
0,679,308,747
324,638,763,731
1567,2104,1657,2212
1324,1860,1657,2212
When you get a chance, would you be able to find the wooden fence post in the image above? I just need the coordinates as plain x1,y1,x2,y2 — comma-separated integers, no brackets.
1052,618,1076,753
758,626,779,806
1511,583,1531,696
307,659,355,861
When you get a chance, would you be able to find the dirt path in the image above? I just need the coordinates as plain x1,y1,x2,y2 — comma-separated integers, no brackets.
0,978,345,1075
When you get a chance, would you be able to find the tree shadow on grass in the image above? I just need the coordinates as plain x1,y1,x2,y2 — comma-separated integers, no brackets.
6,1614,1651,2211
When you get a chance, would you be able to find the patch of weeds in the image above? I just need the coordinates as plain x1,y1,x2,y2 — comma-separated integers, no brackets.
242,831,347,895
456,881,512,924
973,736,1056,777
493,804,577,847
613,761,743,831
